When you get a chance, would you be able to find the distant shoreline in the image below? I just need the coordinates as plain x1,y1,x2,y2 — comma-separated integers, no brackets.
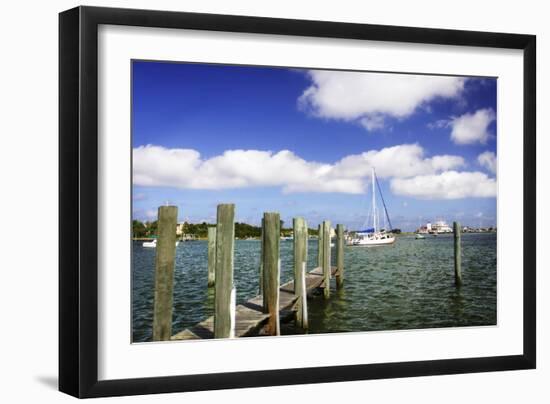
132,231,496,242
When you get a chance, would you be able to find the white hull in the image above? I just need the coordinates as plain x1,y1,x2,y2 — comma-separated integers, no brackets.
142,240,180,248
348,234,395,246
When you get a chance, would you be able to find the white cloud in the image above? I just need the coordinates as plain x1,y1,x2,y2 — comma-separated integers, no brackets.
390,171,497,199
133,144,465,195
133,145,365,194
360,115,386,131
329,144,464,180
450,108,495,144
477,151,497,174
298,70,465,131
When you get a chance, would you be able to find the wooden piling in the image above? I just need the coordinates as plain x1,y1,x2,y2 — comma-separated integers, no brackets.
207,226,216,287
293,217,308,328
300,262,308,330
317,223,323,268
214,204,235,338
322,220,331,298
263,212,280,336
453,221,463,287
336,224,345,289
152,206,178,341
259,218,264,299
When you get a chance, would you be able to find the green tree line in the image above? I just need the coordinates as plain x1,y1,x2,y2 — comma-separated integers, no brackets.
132,219,320,239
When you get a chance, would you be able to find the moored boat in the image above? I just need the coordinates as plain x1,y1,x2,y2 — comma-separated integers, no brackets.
142,239,179,248
347,168,396,247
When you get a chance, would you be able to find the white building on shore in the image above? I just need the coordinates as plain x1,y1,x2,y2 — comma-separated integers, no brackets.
431,220,453,233
417,220,453,234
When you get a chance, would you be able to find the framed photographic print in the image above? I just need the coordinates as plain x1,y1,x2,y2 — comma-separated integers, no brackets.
59,6,536,398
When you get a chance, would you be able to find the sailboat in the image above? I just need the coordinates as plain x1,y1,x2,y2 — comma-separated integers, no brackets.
347,168,396,247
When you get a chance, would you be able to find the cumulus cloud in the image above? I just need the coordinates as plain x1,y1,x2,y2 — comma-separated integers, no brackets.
450,108,495,144
477,151,497,174
298,70,466,131
390,171,497,199
133,144,465,195
133,145,364,194
328,144,464,180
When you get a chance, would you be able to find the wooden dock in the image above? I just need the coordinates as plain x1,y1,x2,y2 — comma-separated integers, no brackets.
172,266,338,340
149,204,345,342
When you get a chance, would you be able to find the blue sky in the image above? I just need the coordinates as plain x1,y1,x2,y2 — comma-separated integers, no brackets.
132,61,497,231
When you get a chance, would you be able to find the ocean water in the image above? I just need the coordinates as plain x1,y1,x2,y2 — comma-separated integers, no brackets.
132,233,496,342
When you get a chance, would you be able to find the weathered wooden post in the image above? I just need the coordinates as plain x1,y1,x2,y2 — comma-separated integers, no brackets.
207,226,216,287
453,221,463,287
317,223,323,268
152,206,178,341
336,224,345,289
259,218,264,298
322,220,331,298
300,262,309,330
293,217,308,329
263,212,280,336
214,204,235,338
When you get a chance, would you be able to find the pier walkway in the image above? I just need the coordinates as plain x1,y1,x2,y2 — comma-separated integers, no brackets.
150,204,345,341
172,266,339,340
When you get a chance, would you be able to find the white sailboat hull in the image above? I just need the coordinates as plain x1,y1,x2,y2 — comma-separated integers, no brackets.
348,234,396,246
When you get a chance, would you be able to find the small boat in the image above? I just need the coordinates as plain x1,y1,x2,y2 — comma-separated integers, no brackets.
347,168,396,247
142,239,157,248
142,239,179,248
415,233,426,239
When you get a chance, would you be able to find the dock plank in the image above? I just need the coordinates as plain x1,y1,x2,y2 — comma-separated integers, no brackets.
171,266,337,340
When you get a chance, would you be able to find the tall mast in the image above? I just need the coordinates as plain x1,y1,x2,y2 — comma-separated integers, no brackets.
372,167,377,232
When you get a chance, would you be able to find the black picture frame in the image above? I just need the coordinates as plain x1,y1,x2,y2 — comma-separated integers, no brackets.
59,5,536,398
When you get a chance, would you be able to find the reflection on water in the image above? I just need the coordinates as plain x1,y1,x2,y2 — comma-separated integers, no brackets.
132,233,496,342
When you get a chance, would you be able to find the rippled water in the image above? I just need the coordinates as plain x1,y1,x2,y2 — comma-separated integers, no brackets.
132,233,496,342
